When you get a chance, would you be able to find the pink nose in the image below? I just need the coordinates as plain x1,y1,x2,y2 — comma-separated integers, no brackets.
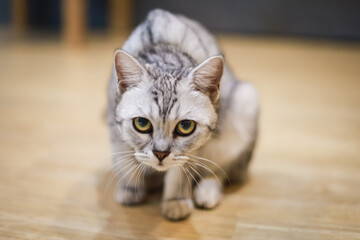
153,151,170,162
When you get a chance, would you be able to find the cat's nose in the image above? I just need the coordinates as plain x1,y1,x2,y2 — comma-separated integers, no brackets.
153,150,170,162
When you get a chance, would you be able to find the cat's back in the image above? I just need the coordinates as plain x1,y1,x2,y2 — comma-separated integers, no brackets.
122,9,221,64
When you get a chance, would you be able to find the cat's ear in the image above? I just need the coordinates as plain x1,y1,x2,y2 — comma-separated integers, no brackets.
114,49,146,93
190,55,224,103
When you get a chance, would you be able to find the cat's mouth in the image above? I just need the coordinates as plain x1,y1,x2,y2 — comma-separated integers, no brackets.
143,159,184,172
146,162,171,171
137,158,170,171
134,152,188,171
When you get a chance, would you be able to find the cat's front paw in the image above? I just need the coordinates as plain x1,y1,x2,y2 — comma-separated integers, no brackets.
161,198,193,221
115,186,145,206
194,178,222,209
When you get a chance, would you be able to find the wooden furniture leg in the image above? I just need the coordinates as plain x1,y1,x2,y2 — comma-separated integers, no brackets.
62,0,87,46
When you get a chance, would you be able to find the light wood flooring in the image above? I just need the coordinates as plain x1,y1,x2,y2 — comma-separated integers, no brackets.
0,33,359,239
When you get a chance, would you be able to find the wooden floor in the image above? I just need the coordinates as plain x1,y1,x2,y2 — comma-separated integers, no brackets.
0,33,359,240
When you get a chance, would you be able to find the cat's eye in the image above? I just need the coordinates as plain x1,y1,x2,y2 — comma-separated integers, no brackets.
133,117,152,133
175,120,196,136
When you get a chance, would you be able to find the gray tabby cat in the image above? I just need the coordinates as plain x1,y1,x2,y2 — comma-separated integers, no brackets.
107,9,259,220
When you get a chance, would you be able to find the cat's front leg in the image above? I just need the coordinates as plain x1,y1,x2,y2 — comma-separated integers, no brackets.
162,167,193,221
115,164,146,205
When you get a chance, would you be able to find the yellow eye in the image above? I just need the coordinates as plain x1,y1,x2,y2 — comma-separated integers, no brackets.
176,120,196,136
133,117,152,133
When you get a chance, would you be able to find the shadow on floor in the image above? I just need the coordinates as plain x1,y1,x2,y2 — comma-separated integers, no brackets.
92,167,200,240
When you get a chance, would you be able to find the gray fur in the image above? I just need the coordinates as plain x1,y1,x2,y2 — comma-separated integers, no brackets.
107,9,259,221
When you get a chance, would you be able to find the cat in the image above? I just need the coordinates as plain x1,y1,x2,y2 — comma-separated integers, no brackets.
107,9,259,221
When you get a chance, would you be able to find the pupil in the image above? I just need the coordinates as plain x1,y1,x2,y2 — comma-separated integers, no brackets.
138,118,148,127
181,120,191,130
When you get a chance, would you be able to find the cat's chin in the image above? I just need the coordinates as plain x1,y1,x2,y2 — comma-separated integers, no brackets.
149,164,172,172
152,166,169,172
142,162,177,172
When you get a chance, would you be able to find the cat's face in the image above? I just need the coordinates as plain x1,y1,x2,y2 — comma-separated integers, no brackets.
114,50,223,171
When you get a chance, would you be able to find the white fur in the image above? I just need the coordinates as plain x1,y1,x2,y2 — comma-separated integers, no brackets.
107,9,259,221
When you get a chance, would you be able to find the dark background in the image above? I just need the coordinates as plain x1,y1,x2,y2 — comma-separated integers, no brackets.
1,0,360,40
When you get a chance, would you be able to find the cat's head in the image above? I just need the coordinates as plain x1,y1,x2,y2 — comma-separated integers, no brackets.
114,49,223,171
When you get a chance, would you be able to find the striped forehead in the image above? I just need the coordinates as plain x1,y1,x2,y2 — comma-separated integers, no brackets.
150,75,180,123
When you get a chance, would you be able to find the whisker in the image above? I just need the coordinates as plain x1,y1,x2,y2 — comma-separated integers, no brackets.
187,163,205,185
113,153,135,163
184,165,200,190
180,165,192,190
140,164,147,187
106,157,135,188
187,154,230,184
95,150,135,163
124,164,141,201
97,155,133,187
174,156,190,160
114,162,138,199
135,164,144,201
96,164,116,186
134,152,148,158
188,160,223,188
94,150,135,185
186,162,208,212
110,150,135,156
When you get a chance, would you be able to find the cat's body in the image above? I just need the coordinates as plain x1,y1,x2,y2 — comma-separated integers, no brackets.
107,9,259,220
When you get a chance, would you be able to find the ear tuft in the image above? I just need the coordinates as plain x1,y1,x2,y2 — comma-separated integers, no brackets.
114,49,145,93
191,56,224,103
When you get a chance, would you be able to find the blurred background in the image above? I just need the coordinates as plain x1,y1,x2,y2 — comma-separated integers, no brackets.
0,1,359,239
1,0,360,42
